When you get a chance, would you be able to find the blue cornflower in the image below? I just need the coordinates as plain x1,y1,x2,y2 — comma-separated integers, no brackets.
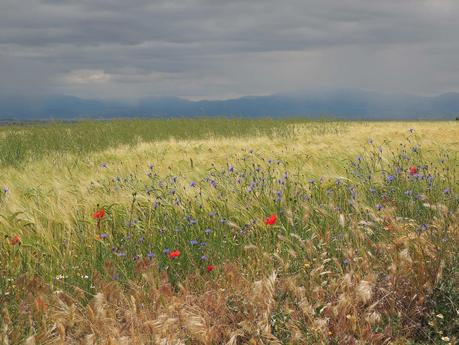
163,248,170,255
190,240,199,245
205,228,213,235
276,191,283,201
386,175,395,183
100,233,109,239
200,255,209,261
376,204,383,211
190,181,197,187
147,252,156,258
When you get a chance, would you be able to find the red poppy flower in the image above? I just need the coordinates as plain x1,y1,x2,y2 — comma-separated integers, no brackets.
92,209,105,219
10,235,20,245
207,265,215,272
10,235,21,246
168,250,181,259
409,166,417,175
264,214,277,225
35,297,49,312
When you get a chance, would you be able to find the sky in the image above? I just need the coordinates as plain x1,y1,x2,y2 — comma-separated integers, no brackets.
1,0,458,100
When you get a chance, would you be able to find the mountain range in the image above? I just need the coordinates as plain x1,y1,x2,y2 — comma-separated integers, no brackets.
1,90,458,121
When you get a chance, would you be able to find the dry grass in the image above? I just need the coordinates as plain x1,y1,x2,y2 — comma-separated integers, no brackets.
1,121,458,344
5,207,458,344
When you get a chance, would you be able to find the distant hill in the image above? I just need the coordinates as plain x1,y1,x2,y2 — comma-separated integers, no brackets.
0,90,458,121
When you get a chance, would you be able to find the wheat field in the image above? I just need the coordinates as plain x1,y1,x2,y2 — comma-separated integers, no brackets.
1,120,458,344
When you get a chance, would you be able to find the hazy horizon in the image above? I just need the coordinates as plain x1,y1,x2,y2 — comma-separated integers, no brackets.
1,0,459,101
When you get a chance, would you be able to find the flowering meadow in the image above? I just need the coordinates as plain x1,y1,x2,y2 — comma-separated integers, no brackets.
0,120,458,344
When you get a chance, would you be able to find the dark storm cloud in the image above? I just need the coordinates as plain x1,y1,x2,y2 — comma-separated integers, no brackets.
0,0,458,99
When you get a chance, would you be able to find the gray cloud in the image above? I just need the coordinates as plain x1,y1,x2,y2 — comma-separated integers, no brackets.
0,0,458,99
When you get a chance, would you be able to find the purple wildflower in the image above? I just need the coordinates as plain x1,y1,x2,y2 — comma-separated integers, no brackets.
386,175,395,183
276,190,283,201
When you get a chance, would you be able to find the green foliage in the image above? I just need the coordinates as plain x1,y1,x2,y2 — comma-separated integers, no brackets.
0,121,457,343
0,118,339,167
